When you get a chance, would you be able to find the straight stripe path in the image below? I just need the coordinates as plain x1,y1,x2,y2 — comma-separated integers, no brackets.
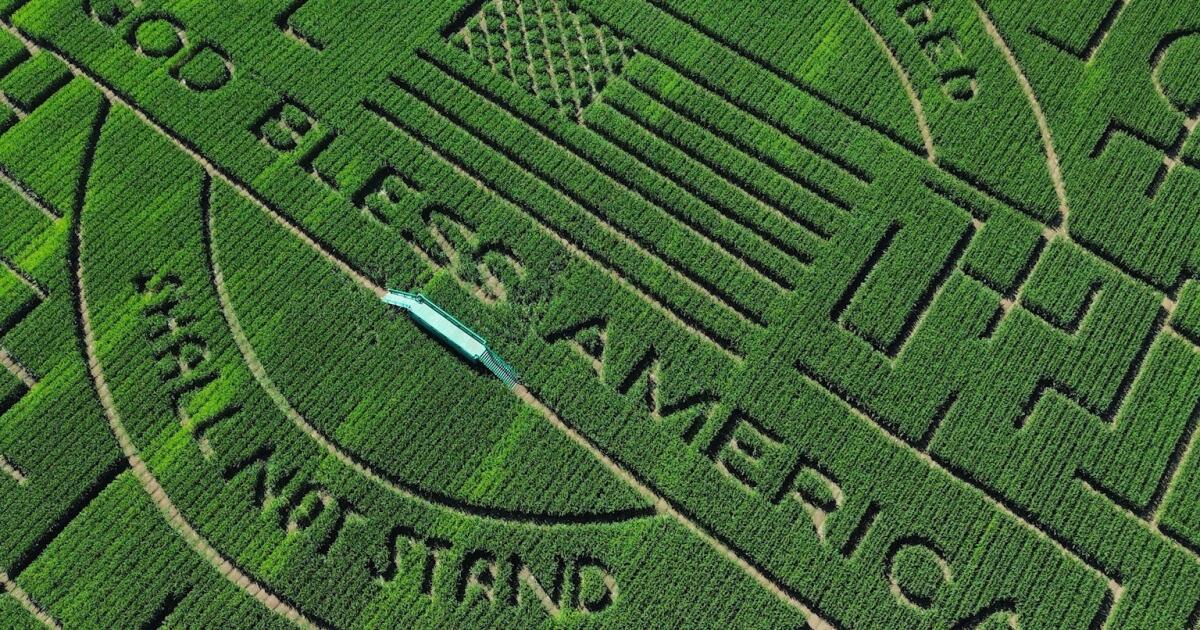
0,18,832,628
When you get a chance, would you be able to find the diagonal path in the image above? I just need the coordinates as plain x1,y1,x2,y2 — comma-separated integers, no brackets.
0,571,59,629
974,3,1071,231
68,121,325,630
1,17,832,628
201,176,652,527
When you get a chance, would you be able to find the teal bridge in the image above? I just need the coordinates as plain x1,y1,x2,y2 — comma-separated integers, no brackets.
382,290,520,389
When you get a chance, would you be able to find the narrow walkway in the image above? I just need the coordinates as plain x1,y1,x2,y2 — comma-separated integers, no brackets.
0,571,60,629
13,15,827,624
69,118,323,629
973,3,1071,231
847,0,937,163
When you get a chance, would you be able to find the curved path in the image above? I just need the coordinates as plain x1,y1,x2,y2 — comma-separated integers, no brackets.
201,180,652,526
846,0,938,164
973,3,1071,230
69,118,324,630
12,15,836,623
203,178,833,627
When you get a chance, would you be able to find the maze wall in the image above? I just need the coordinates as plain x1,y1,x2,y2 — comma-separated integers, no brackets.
1,0,1200,627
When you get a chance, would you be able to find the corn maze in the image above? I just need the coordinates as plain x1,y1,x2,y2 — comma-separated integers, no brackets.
3,0,1200,627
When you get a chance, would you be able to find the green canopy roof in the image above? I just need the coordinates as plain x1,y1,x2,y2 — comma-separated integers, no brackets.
383,290,519,388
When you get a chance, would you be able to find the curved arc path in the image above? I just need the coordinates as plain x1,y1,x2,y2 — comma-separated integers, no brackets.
200,178,653,527
5,14,833,625
972,2,1072,230
847,0,1072,231
845,0,938,163
70,119,325,629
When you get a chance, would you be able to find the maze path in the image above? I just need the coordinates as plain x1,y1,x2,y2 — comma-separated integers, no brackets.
0,255,44,303
0,461,126,627
967,5,1200,545
0,166,54,221
0,52,54,431
511,389,834,628
974,2,1071,228
622,55,874,190
7,0,1200,624
275,0,324,51
2,14,843,622
202,107,834,625
592,0,1051,225
0,19,329,628
279,3,865,361
268,123,841,628
1028,0,1128,63
0,454,23,485
578,1,1200,622
406,16,1127,620
603,76,856,225
0,127,48,502
0,348,33,389
796,370,1124,613
776,4,1200,622
1,14,831,624
0,169,126,625
628,0,923,155
0,344,35,434
624,0,1195,445
583,98,824,268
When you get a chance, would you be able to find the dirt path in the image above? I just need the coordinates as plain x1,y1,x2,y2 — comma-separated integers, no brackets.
0,165,58,221
971,12,1200,554
803,372,1123,625
202,137,825,615
0,571,59,629
203,102,828,619
0,255,47,300
0,454,25,485
973,9,1200,595
35,72,326,628
847,0,937,164
0,347,36,389
493,0,519,85
514,386,834,628
72,196,324,629
0,20,380,303
974,3,1071,231
202,186,646,526
0,17,323,625
10,16,827,624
